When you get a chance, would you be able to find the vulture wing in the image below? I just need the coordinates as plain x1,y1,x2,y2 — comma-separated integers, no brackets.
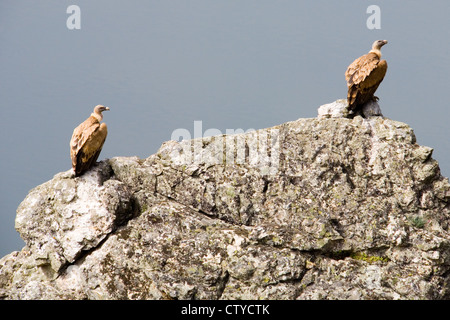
358,59,387,92
345,52,380,86
346,53,387,110
70,117,107,176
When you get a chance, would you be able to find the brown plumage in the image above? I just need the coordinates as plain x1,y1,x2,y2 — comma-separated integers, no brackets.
345,40,388,113
70,105,110,177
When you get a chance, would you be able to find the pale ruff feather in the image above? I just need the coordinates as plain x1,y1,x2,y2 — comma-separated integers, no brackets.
91,112,102,122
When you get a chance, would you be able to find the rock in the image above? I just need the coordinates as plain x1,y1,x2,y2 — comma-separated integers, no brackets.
317,99,349,118
13,162,135,276
361,100,383,117
318,99,383,119
1,100,450,300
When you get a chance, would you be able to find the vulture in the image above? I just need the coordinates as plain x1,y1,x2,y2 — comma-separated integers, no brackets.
70,105,110,177
345,40,388,114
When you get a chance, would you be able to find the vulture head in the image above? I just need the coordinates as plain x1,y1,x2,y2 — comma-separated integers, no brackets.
370,40,388,58
94,105,110,114
92,105,110,121
372,39,388,50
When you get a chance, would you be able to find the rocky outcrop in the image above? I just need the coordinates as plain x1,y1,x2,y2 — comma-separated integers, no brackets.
1,100,450,300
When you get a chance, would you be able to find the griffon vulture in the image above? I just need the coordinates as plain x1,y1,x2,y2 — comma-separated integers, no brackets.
70,105,110,177
345,40,388,113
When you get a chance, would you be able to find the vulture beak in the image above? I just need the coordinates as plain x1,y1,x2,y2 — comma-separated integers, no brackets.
104,107,110,111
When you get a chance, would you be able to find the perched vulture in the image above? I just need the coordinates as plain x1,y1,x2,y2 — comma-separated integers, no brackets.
345,40,388,113
70,105,110,177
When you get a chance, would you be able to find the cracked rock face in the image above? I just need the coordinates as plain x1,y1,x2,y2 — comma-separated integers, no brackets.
1,100,450,300
13,165,135,275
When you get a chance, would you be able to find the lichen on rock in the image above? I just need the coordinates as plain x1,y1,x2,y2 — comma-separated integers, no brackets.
1,100,450,300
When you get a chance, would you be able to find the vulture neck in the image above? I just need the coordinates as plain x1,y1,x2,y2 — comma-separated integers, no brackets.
91,112,103,122
369,48,382,59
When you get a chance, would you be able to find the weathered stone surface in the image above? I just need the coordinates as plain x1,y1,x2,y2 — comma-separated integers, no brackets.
1,100,449,300
318,99,349,118
319,98,383,119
